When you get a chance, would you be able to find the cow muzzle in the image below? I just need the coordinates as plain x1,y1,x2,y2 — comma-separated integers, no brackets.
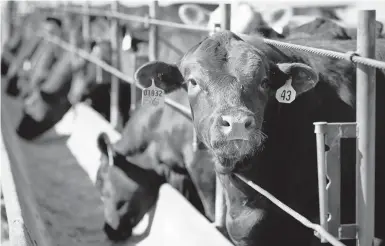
217,114,256,141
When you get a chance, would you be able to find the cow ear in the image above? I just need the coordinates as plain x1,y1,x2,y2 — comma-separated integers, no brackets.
276,63,319,95
135,61,185,93
97,132,114,167
178,4,210,26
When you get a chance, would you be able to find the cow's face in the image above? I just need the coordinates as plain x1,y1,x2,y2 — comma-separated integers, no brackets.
135,31,318,174
96,133,152,242
16,90,72,141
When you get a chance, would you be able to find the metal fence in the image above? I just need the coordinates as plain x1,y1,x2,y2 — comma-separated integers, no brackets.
3,1,384,246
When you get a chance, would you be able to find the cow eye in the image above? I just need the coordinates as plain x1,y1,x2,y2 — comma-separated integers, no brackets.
260,78,269,89
116,201,127,210
188,79,198,87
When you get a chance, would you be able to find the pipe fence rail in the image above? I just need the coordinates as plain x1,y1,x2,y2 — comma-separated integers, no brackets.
4,2,383,246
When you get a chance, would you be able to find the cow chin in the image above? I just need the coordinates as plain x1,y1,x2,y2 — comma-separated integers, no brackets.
210,130,266,174
210,141,257,174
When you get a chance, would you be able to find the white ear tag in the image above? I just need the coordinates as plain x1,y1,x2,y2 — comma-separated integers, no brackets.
275,79,296,103
23,60,31,71
141,78,165,107
121,34,132,51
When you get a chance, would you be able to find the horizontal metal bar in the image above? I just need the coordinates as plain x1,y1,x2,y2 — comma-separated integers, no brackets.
324,123,357,138
37,6,211,32
234,174,346,246
314,122,357,138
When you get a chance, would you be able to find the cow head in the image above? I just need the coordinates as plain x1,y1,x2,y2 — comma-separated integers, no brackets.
96,132,160,242
16,89,72,140
135,31,319,174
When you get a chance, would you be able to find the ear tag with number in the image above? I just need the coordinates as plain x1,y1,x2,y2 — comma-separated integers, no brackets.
141,78,165,107
275,79,296,104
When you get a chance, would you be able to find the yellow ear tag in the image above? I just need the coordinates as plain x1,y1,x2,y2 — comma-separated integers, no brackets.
275,79,296,104
141,78,165,107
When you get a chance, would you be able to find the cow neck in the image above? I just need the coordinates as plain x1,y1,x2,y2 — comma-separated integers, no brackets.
111,146,165,189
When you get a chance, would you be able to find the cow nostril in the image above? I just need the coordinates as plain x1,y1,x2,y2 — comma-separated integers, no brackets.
219,117,231,127
245,120,252,128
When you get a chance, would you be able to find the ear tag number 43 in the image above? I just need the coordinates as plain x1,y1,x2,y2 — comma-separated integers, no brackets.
275,79,296,104
141,78,165,107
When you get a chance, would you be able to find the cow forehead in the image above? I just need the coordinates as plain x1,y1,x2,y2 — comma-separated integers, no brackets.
181,32,267,86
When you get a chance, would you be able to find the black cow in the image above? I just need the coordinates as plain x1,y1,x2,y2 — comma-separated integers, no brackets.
4,16,64,97
283,17,384,40
134,31,385,246
1,11,45,76
14,16,113,140
96,89,216,241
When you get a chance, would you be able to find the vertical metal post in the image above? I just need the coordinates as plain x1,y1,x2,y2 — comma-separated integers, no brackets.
314,122,328,243
148,1,159,62
82,1,91,53
220,3,231,31
130,55,137,113
2,0,15,47
67,2,77,67
356,10,376,246
214,3,231,230
110,0,122,131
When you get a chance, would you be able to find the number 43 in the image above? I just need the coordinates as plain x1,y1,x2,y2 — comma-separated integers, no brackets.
280,90,292,101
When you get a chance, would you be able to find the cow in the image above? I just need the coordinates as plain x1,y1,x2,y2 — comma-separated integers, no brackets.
14,16,118,140
84,5,223,241
4,16,64,97
95,89,216,241
134,31,385,246
95,132,164,241
282,17,384,40
1,11,44,75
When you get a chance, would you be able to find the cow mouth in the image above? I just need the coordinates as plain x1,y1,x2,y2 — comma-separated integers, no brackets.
210,130,267,174
210,130,266,158
103,222,133,242
214,153,255,174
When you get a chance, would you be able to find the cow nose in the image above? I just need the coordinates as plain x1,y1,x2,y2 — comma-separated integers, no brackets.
219,115,255,139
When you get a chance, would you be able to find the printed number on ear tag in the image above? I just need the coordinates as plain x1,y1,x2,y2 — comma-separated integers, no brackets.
275,79,296,104
141,78,165,107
